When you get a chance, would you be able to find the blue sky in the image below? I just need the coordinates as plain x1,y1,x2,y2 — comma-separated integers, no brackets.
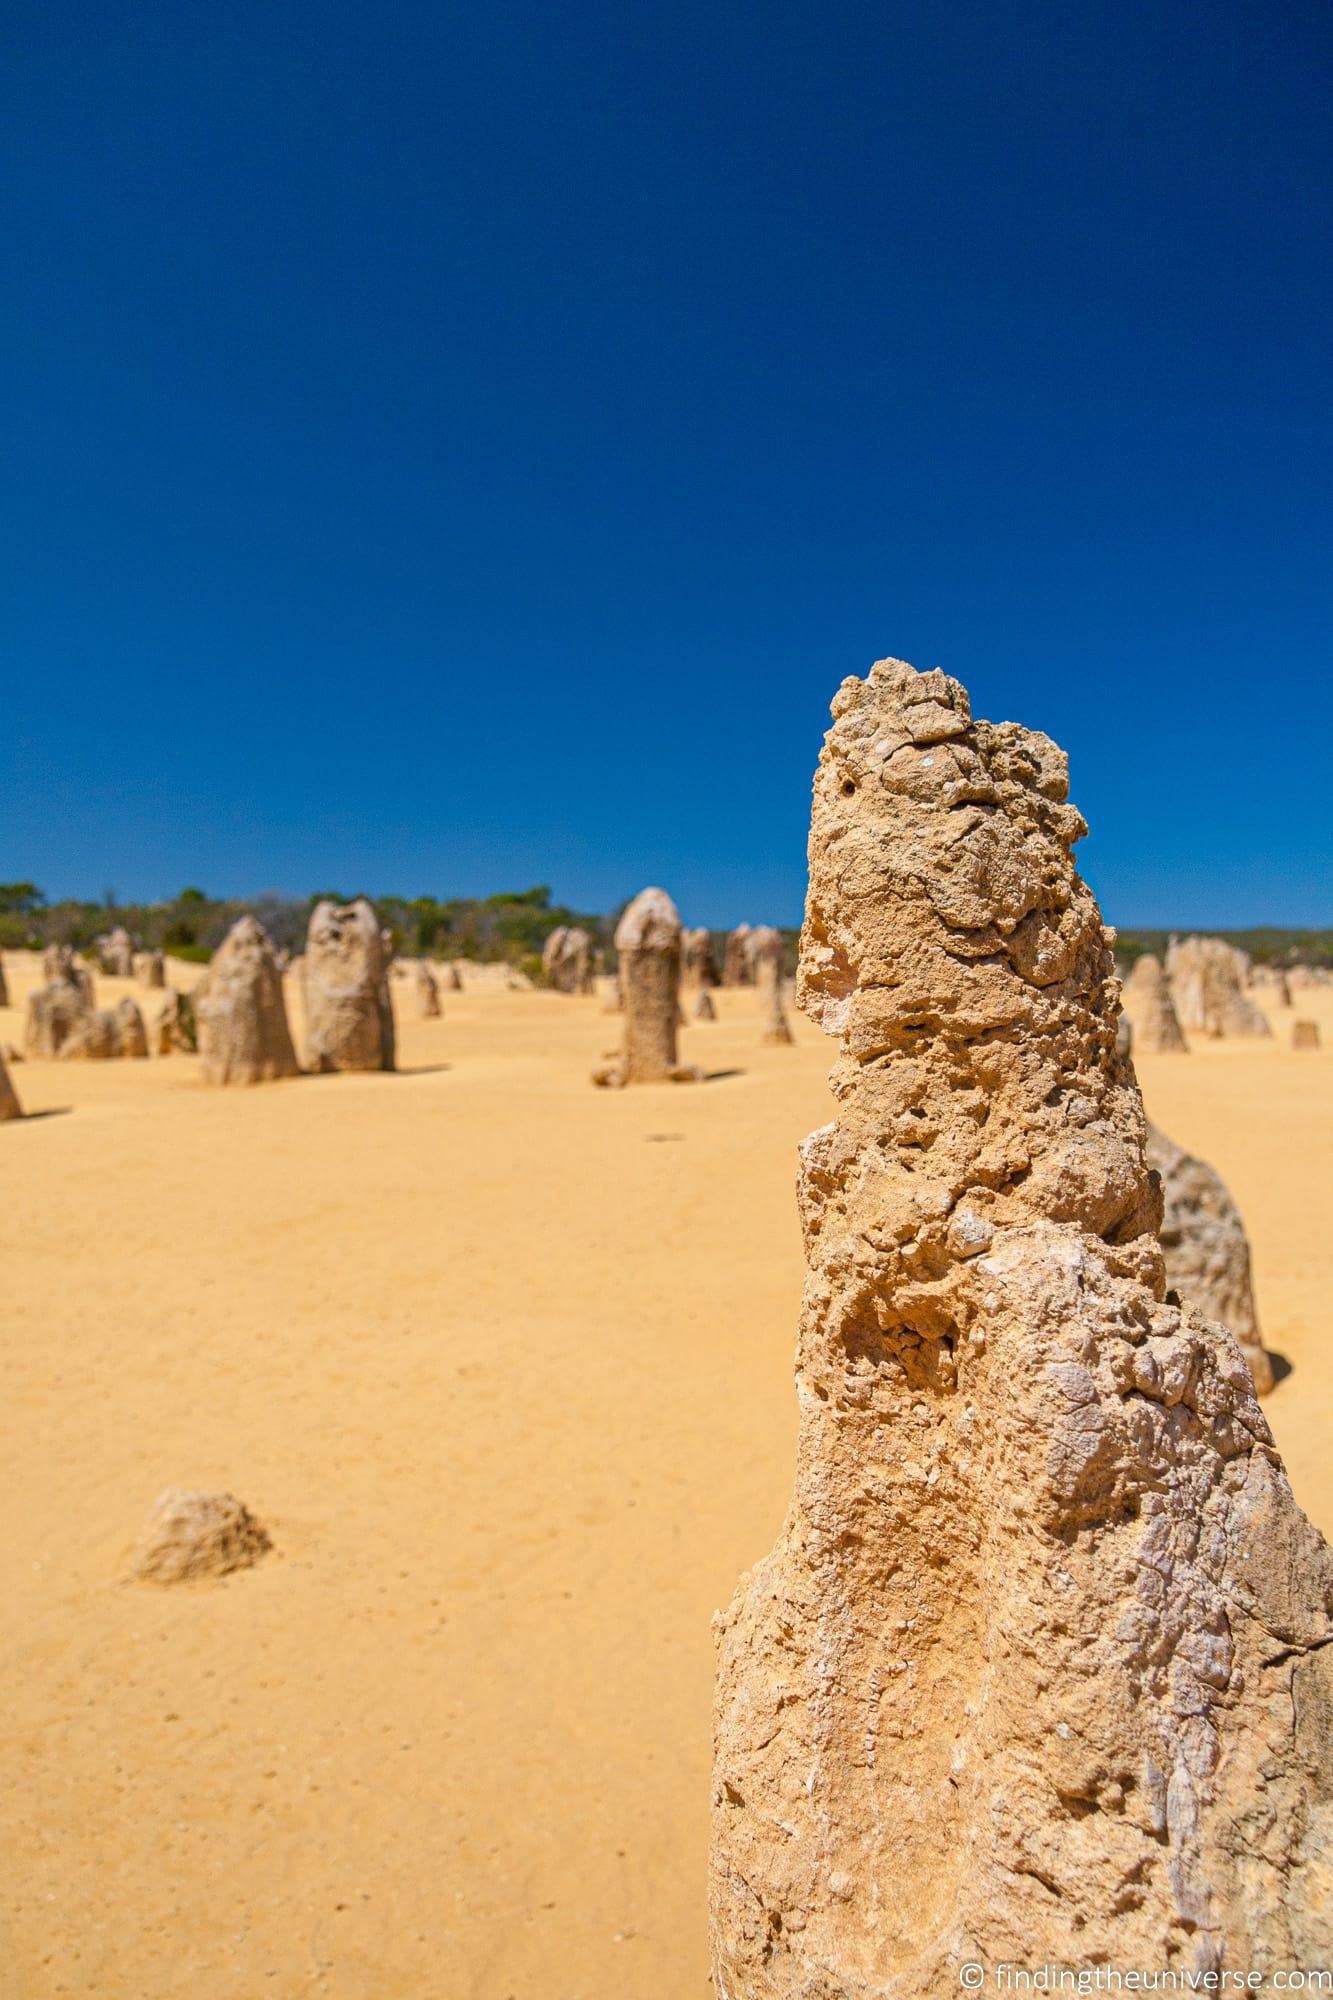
3,0,1330,927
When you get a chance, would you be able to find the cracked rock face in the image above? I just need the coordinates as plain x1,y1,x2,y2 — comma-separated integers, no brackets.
1147,1125,1274,1397
195,917,300,1086
710,658,1333,1996
304,899,396,1073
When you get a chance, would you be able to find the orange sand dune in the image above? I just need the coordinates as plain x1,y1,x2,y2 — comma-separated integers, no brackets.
2,954,1329,1998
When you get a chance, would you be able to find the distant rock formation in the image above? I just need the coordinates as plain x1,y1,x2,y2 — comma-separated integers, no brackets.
152,988,197,1056
42,944,95,1005
195,917,301,1085
1292,1018,1321,1051
1125,952,1188,1053
304,899,396,1072
134,949,166,988
100,926,135,977
722,924,754,987
693,988,716,1021
592,889,699,1087
711,657,1332,1995
24,976,92,1058
1146,1124,1275,1396
0,958,8,1008
0,1047,21,1121
750,925,794,1045
59,997,149,1061
416,960,441,1018
542,926,595,995
132,1488,272,1585
682,927,719,989
444,962,464,993
1168,936,1271,1038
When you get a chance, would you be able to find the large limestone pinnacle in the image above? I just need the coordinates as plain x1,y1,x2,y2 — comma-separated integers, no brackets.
710,658,1333,1995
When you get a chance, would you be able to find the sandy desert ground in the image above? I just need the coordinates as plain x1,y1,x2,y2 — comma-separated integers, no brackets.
2,953,1330,2000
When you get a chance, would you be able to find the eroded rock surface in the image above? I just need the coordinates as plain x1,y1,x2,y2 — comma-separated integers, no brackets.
134,949,166,988
153,988,197,1055
101,926,135,977
723,924,754,986
304,899,395,1073
1168,937,1271,1038
24,977,92,1058
683,927,719,989
711,657,1333,1996
750,925,794,1045
416,961,441,1018
132,1488,272,1584
195,917,300,1085
0,1047,21,1121
1147,1124,1275,1397
542,926,595,995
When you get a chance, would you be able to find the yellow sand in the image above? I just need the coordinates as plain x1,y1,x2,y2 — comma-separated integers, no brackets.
3,954,1329,1999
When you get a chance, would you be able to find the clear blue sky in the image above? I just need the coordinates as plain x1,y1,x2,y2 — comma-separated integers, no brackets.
3,0,1330,927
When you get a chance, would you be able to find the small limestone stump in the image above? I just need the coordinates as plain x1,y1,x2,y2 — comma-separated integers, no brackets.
693,988,717,1021
153,987,197,1055
0,1048,21,1121
134,949,166,988
24,978,92,1058
542,926,595,994
195,917,300,1085
1147,1123,1276,1397
101,926,135,977
711,658,1333,1994
1293,1018,1321,1051
445,962,464,992
722,924,754,986
750,925,794,1045
682,927,719,988
303,899,395,1073
416,960,441,1018
132,1488,272,1584
592,889,699,1086
1126,952,1188,1053
0,957,8,1008
1274,971,1292,1006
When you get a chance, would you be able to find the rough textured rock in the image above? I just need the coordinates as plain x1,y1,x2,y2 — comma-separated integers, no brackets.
1125,953,1188,1054
751,925,794,1045
134,949,166,988
723,924,754,986
0,1047,21,1121
683,927,720,988
303,899,395,1073
592,889,699,1086
1292,1018,1321,1051
711,657,1333,1995
132,1488,272,1584
153,987,197,1055
1168,937,1271,1039
1147,1124,1275,1397
24,977,92,1058
416,960,441,1018
542,926,595,995
195,918,300,1086
694,988,717,1021
101,926,135,977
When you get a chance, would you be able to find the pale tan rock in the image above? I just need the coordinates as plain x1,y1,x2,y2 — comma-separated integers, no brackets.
24,978,92,1058
1168,936,1271,1038
682,927,719,988
58,1008,119,1059
750,926,794,1045
416,961,441,1018
134,950,166,988
195,917,300,1086
722,925,754,986
600,973,623,1013
1273,971,1292,1006
304,899,395,1073
542,926,595,995
101,926,135,977
1125,953,1188,1053
114,997,148,1058
592,889,699,1086
1147,1124,1275,1396
711,657,1333,1995
152,988,197,1056
693,988,717,1021
1293,1019,1321,1051
131,1488,272,1585
0,1047,21,1121
444,962,464,993
42,944,95,1005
